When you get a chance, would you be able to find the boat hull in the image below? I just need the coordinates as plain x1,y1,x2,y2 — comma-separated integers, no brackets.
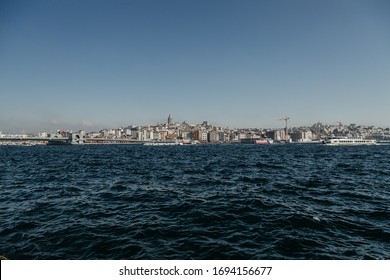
254,138,273,145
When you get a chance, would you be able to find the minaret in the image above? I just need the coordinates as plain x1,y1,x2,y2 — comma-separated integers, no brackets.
168,114,172,128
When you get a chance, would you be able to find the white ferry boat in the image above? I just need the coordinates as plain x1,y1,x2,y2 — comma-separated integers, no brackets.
322,137,377,146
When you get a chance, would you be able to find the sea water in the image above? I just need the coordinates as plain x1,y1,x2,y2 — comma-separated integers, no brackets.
1,144,389,259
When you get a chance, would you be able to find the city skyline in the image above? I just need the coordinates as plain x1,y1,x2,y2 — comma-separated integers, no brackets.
1,0,390,132
1,113,389,136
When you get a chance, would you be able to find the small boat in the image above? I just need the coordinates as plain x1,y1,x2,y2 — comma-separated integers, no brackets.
322,137,377,146
241,138,273,144
254,138,273,145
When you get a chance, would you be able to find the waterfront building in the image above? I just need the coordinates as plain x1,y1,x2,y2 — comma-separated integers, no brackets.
166,132,179,140
137,129,148,141
141,129,147,141
194,130,201,142
157,129,169,141
268,129,286,141
192,130,199,142
200,131,208,142
87,132,101,138
193,130,208,142
151,131,159,141
101,129,116,138
114,129,122,138
239,133,249,140
179,130,192,140
208,130,220,142
290,131,313,142
124,128,132,137
130,127,139,139
218,131,226,142
230,132,240,142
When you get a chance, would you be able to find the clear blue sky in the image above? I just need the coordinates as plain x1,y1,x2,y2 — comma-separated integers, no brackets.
1,0,389,133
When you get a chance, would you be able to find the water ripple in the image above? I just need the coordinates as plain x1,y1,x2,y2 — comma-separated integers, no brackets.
1,144,389,259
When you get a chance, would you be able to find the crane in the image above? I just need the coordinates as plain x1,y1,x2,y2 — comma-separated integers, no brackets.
279,117,290,140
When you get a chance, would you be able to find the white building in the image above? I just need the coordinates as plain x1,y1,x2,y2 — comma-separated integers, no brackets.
114,129,122,138
39,131,49,138
138,129,154,141
200,131,208,142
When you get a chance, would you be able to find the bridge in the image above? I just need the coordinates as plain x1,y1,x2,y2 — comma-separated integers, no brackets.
0,137,144,145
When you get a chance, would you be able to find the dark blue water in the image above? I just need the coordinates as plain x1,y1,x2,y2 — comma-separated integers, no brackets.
1,144,389,259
